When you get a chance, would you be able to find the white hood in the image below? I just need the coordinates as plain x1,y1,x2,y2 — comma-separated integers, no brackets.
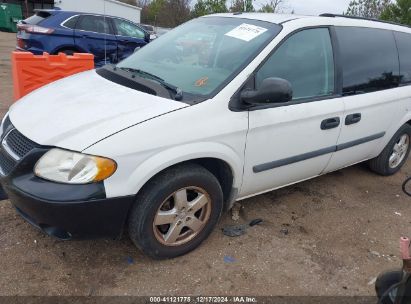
9,70,188,151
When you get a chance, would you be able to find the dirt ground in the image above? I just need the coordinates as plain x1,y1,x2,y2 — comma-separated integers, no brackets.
0,31,411,298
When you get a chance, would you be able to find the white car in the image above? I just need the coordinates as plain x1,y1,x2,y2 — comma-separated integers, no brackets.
1,13,411,259
140,24,157,40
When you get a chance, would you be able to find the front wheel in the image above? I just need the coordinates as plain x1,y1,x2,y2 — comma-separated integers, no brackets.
128,163,224,259
369,124,411,176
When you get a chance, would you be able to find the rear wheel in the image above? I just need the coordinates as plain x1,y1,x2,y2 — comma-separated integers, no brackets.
56,49,76,56
369,124,411,176
128,163,224,259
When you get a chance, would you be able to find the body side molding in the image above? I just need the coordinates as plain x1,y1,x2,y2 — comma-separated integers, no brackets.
253,132,386,173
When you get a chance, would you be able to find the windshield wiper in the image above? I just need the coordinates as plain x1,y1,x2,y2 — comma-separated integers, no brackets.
118,67,183,101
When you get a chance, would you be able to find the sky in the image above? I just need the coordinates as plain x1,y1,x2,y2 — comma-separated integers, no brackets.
254,0,353,16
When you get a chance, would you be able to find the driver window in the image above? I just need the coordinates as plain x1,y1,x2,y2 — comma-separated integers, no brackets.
113,18,145,39
256,28,335,100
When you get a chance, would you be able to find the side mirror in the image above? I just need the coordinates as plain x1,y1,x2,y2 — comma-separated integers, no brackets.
144,32,150,43
241,77,293,106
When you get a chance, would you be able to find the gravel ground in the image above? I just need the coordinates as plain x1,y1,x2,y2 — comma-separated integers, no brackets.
0,31,410,297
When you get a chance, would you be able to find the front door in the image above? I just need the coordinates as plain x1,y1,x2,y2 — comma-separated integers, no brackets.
74,14,118,66
241,27,344,198
112,18,148,61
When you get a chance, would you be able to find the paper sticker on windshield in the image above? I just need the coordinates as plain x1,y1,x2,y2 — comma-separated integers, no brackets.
225,24,268,42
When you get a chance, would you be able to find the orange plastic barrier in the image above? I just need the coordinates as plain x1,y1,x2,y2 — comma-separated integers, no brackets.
12,51,94,101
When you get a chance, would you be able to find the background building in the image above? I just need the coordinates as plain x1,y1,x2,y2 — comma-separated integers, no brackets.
55,0,141,23
0,0,141,23
1,0,53,18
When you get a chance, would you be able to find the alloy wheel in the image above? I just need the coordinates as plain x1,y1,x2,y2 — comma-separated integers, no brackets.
153,187,212,246
389,134,410,169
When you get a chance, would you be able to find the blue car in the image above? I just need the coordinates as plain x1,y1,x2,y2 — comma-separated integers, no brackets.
16,10,150,66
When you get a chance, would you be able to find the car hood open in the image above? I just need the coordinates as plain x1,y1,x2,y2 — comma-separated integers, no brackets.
9,70,188,151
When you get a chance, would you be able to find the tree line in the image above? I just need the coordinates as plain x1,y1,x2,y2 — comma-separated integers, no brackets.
345,0,410,25
118,0,287,27
118,0,410,28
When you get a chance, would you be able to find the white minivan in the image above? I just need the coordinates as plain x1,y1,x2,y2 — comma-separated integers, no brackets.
1,13,411,259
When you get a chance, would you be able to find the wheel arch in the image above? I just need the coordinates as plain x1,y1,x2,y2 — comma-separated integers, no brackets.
193,158,235,210
375,113,411,156
132,157,240,211
115,144,244,211
144,157,237,211
52,45,83,55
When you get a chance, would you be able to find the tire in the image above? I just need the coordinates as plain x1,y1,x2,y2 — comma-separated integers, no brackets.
375,270,402,304
369,124,411,176
56,49,76,56
128,163,224,259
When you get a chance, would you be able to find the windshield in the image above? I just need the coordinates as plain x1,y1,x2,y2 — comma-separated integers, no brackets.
116,17,282,101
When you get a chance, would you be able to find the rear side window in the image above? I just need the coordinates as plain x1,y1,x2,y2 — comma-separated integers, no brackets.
63,16,79,29
336,27,400,95
24,11,51,25
256,28,335,100
394,32,411,84
113,18,145,39
76,15,112,34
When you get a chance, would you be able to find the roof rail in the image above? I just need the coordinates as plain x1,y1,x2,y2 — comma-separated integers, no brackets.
319,13,411,29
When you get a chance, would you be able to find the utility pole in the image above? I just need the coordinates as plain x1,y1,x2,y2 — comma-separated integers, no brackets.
24,0,29,18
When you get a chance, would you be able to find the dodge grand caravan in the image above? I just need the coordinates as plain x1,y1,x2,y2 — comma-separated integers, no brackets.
2,13,411,259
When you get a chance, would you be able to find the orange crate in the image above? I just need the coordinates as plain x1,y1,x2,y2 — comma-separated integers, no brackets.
12,51,94,101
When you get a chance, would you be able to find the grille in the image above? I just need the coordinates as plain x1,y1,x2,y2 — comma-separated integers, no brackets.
5,128,37,159
0,149,17,175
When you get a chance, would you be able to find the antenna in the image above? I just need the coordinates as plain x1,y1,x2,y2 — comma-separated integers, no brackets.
103,0,107,65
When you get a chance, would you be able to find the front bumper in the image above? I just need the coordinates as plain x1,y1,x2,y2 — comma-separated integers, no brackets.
3,181,134,239
0,126,134,240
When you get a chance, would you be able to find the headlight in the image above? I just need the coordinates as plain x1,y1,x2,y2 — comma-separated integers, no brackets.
34,148,117,184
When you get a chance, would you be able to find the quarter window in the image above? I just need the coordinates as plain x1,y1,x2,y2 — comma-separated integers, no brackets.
394,32,411,84
113,19,145,39
76,15,112,34
63,16,79,29
336,27,400,95
256,28,335,100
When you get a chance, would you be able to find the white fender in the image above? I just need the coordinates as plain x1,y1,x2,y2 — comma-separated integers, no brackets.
100,142,244,199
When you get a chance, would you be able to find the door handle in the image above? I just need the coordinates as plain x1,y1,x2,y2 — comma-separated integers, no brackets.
345,113,362,125
321,117,340,130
